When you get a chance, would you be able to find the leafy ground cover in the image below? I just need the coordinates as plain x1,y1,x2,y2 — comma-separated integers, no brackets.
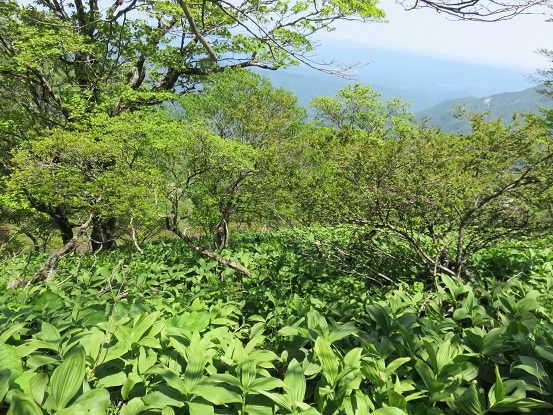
1,234,553,414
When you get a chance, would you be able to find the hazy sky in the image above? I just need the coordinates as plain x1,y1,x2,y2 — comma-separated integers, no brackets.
320,1,552,71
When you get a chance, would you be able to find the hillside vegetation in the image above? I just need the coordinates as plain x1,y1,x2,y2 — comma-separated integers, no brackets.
2,235,553,414
2,77,553,414
417,87,553,133
2,0,553,412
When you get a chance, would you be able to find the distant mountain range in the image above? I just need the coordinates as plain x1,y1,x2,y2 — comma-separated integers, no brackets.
258,42,539,113
261,68,478,113
263,68,553,131
257,45,551,132
416,87,553,133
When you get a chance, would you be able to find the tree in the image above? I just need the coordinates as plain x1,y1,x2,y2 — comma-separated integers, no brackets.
0,0,383,129
148,116,259,249
179,68,306,147
1,0,548,258
6,113,159,250
0,0,382,250
292,85,553,283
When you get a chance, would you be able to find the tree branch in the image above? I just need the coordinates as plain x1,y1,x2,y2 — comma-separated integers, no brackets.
175,0,218,61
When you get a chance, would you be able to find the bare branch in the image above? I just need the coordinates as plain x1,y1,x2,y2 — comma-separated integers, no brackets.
398,0,549,21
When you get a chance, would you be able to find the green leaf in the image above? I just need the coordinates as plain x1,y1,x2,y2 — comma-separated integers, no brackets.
96,371,127,388
441,274,461,299
370,408,408,415
138,346,157,374
481,328,506,356
258,390,293,412
184,352,206,393
49,405,87,415
488,397,553,412
0,370,10,404
72,388,110,415
366,304,392,333
488,366,504,408
50,346,86,410
119,397,146,415
7,390,43,415
0,342,23,378
385,358,411,376
454,384,485,415
249,376,284,392
388,390,407,409
414,360,435,391
162,406,176,415
239,359,258,391
284,359,306,404
535,345,553,364
29,372,48,406
142,389,185,408
327,323,359,343
145,367,186,394
189,399,214,415
314,337,339,386
40,321,61,346
130,312,160,344
343,348,363,369
122,372,143,400
26,354,58,370
205,373,242,389
0,323,26,343
191,385,242,405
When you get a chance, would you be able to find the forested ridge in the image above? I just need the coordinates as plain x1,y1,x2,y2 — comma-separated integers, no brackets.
2,0,553,413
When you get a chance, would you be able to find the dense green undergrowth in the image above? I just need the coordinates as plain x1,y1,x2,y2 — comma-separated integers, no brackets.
1,234,553,415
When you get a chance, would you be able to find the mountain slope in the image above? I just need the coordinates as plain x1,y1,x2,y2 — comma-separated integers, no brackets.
417,87,553,133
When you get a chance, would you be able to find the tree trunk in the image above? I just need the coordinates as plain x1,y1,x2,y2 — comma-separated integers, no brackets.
27,212,95,287
56,214,74,245
91,217,117,251
214,215,229,249
25,194,74,244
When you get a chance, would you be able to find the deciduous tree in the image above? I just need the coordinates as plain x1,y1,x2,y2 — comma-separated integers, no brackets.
294,85,553,283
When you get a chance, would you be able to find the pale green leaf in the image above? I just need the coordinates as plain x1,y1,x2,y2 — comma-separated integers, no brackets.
191,384,242,405
50,345,86,410
119,397,146,415
189,399,214,415
370,407,408,415
284,359,306,404
29,372,48,406
7,390,43,415
314,337,339,386
0,342,23,378
96,371,127,388
72,388,110,415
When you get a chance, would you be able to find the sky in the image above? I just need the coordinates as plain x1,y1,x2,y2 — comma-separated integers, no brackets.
318,1,552,71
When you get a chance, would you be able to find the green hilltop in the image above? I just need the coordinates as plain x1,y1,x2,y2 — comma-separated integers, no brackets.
417,86,553,133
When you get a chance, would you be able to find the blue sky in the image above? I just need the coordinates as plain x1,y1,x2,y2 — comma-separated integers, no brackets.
319,1,551,71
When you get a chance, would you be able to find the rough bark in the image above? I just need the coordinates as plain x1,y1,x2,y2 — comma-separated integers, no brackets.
91,217,117,252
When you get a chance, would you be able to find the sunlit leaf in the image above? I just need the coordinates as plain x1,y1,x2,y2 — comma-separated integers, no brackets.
50,346,86,410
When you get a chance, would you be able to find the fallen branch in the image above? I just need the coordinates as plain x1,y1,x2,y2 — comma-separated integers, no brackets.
166,218,251,278
182,235,252,277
